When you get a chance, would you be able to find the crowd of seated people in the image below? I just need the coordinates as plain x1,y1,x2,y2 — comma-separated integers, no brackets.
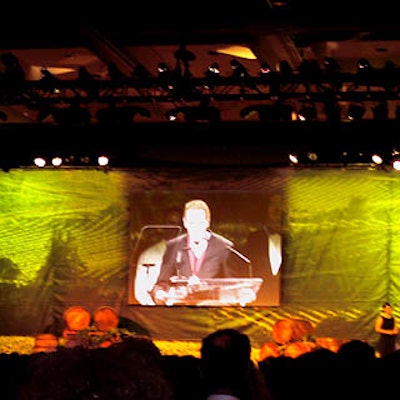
1,331,400,399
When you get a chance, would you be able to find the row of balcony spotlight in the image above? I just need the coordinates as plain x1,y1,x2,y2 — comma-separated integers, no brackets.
289,150,400,170
33,155,110,168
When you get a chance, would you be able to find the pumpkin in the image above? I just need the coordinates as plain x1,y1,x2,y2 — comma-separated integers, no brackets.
283,341,316,358
272,318,314,345
259,342,281,360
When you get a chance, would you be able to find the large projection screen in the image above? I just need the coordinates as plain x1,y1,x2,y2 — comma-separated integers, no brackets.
127,190,284,307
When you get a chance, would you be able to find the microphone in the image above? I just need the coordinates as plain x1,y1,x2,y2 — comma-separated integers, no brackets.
140,224,182,231
227,246,251,264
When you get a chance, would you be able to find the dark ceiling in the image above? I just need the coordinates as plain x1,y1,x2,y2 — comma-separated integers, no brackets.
1,1,400,168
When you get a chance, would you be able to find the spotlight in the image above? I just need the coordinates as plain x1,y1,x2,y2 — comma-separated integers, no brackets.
393,160,400,171
98,156,110,167
287,151,319,165
306,152,318,162
392,155,400,170
157,62,176,91
371,154,384,165
230,59,251,80
203,62,221,90
51,157,63,167
33,157,46,168
323,57,340,73
296,105,317,121
346,104,366,121
259,62,273,76
39,67,61,94
230,59,260,93
288,153,299,165
206,62,220,76
357,58,373,72
259,63,280,95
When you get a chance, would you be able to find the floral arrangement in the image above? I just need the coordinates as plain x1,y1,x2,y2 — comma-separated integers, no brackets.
59,325,136,349
0,335,261,361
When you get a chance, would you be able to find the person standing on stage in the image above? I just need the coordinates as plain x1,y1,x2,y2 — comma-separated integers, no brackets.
374,301,399,357
151,199,239,305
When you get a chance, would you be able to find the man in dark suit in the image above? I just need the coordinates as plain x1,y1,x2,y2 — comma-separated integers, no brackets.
151,199,244,305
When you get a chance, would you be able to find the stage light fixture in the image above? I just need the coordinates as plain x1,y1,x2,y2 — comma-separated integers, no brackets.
392,158,400,171
288,153,299,165
297,105,317,121
230,59,260,93
39,67,61,94
33,157,46,168
206,63,220,76
357,58,373,72
306,152,318,162
323,57,340,73
230,59,251,79
346,104,366,121
51,157,63,167
157,62,176,91
98,156,109,167
259,62,273,75
371,154,384,165
203,62,221,90
287,150,318,166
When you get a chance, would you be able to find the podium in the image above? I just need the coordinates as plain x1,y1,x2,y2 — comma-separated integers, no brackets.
163,277,263,306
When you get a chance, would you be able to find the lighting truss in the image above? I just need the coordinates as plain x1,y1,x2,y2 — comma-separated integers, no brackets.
2,71,400,106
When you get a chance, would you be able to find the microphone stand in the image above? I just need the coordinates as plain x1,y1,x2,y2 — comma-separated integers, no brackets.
128,224,182,303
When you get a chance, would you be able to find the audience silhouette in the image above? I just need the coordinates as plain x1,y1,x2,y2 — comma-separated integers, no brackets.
2,329,400,400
